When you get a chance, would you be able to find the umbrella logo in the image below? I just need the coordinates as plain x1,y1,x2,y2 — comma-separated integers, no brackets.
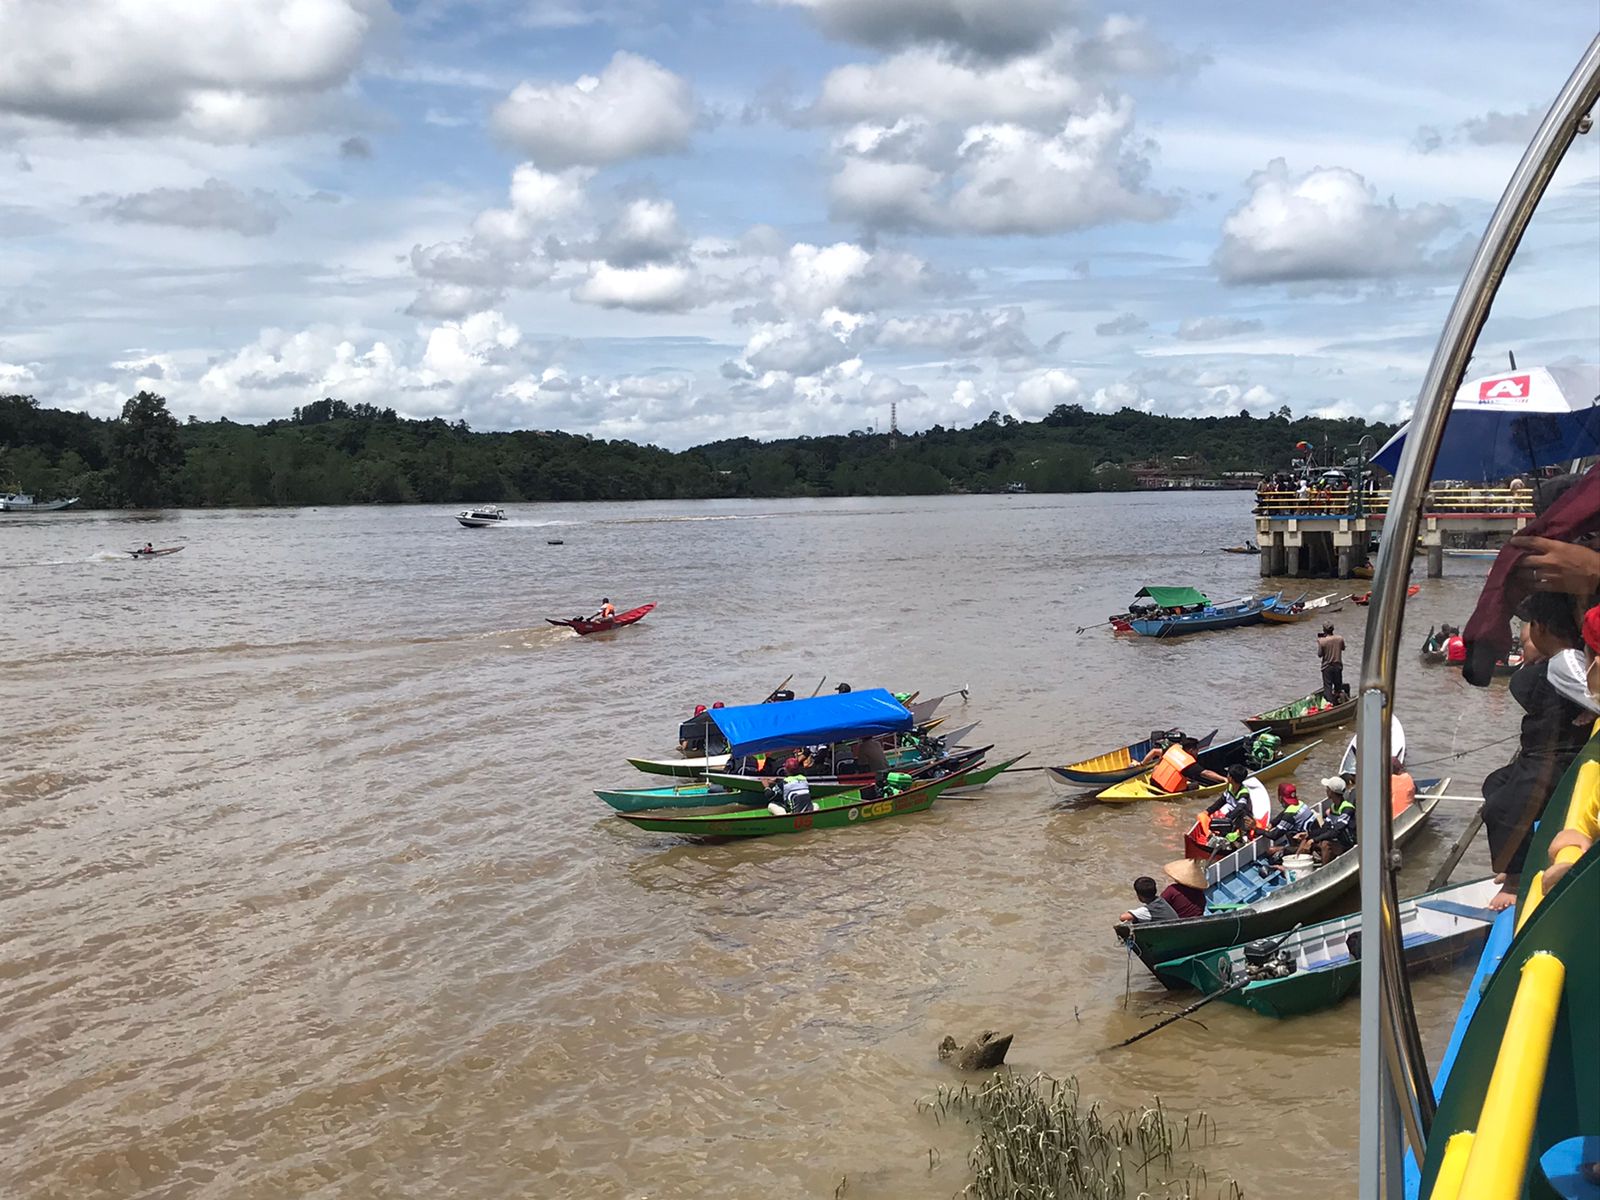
1479,374,1531,401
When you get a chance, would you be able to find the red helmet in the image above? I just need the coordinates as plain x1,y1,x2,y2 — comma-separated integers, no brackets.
1278,782,1298,801
783,757,801,773
711,701,725,709
693,704,707,716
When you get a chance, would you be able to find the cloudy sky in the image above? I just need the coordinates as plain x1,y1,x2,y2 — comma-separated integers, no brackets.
1,0,1596,447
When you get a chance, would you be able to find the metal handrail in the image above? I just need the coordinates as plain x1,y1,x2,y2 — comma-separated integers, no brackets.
1357,33,1600,1198
1254,488,1532,517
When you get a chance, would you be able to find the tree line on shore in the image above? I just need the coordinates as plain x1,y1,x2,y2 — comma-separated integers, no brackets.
0,391,1398,509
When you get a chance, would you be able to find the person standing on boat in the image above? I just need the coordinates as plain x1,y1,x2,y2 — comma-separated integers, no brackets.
1317,623,1345,704
1481,591,1596,911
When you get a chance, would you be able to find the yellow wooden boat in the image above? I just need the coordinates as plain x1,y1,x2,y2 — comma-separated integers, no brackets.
1094,740,1320,804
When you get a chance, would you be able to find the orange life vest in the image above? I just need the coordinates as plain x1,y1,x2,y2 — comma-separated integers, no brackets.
1151,745,1196,793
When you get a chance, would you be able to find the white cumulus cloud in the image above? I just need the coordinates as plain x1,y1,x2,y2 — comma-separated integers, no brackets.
0,0,380,138
491,52,697,167
1214,159,1462,285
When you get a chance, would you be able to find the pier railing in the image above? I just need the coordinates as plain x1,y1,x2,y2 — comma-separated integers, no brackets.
1253,487,1532,518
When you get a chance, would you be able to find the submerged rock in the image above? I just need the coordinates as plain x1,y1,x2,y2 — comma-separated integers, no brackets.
938,1030,1014,1071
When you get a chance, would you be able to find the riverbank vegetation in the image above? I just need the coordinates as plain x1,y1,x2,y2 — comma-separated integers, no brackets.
918,1072,1240,1199
1,391,1395,509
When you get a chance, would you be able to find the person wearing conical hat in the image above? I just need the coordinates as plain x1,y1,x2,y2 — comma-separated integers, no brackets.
1161,858,1207,918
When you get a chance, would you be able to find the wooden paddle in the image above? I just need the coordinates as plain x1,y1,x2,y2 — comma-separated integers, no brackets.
809,676,827,697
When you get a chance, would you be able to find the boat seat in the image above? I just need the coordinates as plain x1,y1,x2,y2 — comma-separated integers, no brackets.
1415,898,1498,922
1539,1135,1600,1199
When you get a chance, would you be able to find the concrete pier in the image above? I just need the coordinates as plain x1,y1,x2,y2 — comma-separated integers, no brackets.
1252,487,1532,579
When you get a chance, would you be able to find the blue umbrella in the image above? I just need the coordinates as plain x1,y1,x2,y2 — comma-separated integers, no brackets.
1372,364,1600,481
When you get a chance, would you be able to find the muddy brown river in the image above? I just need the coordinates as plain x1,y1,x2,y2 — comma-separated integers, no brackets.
1,493,1514,1197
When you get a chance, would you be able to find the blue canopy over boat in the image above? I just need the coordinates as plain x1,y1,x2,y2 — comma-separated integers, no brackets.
709,688,913,756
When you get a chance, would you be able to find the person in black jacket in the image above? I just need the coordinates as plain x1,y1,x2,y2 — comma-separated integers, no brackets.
1483,591,1598,910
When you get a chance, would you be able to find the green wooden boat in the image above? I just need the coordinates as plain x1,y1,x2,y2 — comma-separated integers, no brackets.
1416,737,1600,1197
942,752,1029,791
616,772,960,838
1156,876,1498,1017
597,774,865,812
1123,786,1443,986
1240,691,1358,738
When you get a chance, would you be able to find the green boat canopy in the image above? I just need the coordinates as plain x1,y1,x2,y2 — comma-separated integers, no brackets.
1134,586,1210,608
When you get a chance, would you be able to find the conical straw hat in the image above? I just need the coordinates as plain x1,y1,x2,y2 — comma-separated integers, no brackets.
1163,857,1208,891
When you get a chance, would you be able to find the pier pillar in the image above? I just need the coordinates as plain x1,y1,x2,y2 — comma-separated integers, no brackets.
1427,545,1444,578
1286,545,1301,577
1260,538,1273,577
1337,549,1352,579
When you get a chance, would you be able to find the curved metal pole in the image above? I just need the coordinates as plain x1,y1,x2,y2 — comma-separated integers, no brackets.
1357,33,1600,1190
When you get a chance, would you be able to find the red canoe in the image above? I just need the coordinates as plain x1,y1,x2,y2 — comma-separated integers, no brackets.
1351,584,1421,606
547,602,656,636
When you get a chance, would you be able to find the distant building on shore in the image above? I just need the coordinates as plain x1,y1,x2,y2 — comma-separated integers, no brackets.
1119,455,1256,491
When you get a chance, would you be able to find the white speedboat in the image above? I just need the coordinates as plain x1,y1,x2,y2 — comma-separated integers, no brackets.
1,491,77,512
456,506,507,528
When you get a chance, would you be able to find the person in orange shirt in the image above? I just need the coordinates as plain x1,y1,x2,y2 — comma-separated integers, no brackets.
1390,756,1416,816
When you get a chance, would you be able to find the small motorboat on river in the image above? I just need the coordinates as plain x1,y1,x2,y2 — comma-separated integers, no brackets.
456,506,507,528
548,602,656,636
1155,876,1499,1018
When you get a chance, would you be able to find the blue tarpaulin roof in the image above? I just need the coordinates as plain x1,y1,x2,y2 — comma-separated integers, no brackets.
708,688,913,756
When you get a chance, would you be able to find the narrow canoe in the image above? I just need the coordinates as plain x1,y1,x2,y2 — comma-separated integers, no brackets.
1241,691,1358,737
1127,595,1278,638
1260,595,1342,625
616,772,959,838
1094,739,1320,804
129,546,185,558
1047,729,1219,787
1123,787,1444,984
628,753,733,779
1154,876,1498,1017
942,752,1030,792
1350,584,1420,606
547,602,656,635
700,746,990,794
596,780,853,813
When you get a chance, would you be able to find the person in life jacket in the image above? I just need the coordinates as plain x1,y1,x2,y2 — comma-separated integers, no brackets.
1444,627,1467,664
766,757,815,815
1149,737,1228,793
1262,782,1321,849
1203,765,1270,849
1302,776,1357,864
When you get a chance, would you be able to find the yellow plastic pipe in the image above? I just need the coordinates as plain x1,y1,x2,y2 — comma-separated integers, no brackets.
1457,952,1567,1200
1430,1132,1476,1200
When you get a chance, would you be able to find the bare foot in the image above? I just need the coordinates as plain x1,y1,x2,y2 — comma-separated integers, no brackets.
1487,887,1517,912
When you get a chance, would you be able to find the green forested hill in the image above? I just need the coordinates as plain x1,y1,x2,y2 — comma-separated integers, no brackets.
0,392,1397,508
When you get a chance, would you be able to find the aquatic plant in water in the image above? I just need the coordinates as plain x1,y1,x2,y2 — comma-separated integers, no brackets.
917,1072,1242,1199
